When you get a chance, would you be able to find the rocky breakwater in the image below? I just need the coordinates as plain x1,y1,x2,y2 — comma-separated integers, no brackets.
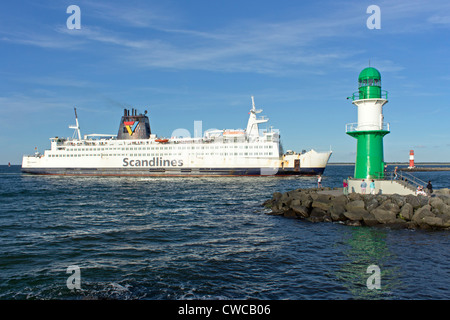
262,188,450,230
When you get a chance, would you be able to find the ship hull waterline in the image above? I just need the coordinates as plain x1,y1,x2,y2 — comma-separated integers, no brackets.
21,167,326,177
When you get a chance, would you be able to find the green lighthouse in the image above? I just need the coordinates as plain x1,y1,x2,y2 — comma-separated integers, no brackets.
346,67,390,179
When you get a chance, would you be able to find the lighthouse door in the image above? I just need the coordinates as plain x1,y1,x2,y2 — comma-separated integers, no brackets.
294,159,300,172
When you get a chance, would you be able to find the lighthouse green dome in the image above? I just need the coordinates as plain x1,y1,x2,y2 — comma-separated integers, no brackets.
358,67,381,81
357,67,382,99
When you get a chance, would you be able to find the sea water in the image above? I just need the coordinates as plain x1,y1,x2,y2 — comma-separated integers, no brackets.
0,165,449,299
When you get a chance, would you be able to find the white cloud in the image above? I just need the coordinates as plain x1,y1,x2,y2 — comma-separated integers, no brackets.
2,0,448,75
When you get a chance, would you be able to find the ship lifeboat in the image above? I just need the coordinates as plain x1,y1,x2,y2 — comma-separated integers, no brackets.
155,138,169,143
223,130,245,136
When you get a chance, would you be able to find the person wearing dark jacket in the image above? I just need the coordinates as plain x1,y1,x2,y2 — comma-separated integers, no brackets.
426,181,433,197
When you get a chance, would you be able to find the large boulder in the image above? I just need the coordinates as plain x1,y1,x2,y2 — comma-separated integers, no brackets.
412,205,435,226
311,193,331,202
390,194,406,208
372,208,398,224
438,194,450,206
308,208,327,223
271,200,286,213
348,193,362,201
330,203,347,221
311,200,332,212
422,216,445,228
333,194,349,205
283,209,297,218
399,203,413,221
379,200,400,214
365,198,379,213
291,205,310,218
405,194,425,209
344,208,368,221
434,188,450,196
295,193,313,208
345,200,365,212
362,211,379,226
429,197,450,215
287,190,303,200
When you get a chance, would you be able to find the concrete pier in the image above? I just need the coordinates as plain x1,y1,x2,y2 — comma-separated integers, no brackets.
347,179,415,195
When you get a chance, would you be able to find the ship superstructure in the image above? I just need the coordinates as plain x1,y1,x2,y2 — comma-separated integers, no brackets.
22,97,332,176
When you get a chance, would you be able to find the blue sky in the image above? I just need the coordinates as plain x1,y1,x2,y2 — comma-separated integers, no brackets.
1,0,450,164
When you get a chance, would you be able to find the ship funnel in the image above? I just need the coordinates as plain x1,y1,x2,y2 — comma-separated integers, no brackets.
117,108,152,140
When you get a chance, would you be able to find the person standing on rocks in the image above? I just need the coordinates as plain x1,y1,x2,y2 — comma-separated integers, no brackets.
360,179,367,194
426,181,433,197
343,179,348,195
370,180,376,195
318,174,322,188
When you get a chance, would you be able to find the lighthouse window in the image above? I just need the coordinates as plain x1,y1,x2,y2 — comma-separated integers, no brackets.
368,79,373,86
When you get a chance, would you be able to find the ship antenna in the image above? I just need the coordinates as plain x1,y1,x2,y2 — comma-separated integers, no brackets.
69,107,82,140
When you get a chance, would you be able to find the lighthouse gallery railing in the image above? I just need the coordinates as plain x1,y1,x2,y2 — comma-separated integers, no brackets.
345,122,390,133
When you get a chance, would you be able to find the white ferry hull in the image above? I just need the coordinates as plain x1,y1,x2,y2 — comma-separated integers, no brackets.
21,167,326,176
22,150,332,176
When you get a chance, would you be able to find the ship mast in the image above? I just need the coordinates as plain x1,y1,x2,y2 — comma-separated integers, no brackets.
69,107,82,140
246,96,268,139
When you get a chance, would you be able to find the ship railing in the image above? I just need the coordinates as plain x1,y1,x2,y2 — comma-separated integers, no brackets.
346,90,389,101
345,122,390,132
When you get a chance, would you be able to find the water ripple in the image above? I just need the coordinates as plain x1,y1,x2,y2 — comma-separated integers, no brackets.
0,165,449,299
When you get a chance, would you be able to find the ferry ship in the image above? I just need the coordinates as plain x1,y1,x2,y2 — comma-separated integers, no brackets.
21,97,332,176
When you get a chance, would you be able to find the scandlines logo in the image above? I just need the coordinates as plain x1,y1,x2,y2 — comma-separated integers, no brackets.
123,157,183,167
124,121,139,135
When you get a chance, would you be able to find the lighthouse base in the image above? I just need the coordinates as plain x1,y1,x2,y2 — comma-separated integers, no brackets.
347,129,389,180
348,179,415,195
